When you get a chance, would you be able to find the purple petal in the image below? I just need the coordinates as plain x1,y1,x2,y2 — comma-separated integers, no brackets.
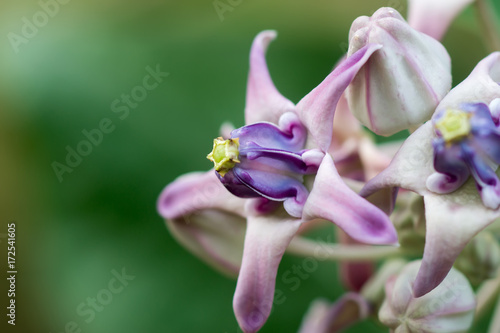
462,143,500,209
157,171,246,219
304,154,398,245
233,112,306,152
245,31,295,125
240,148,317,174
426,140,470,193
233,167,309,218
233,215,302,333
296,43,382,151
413,192,500,297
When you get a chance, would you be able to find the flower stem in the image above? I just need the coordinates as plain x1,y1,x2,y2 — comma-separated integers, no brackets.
475,0,500,52
488,294,500,333
360,259,407,304
286,236,415,262
475,272,500,320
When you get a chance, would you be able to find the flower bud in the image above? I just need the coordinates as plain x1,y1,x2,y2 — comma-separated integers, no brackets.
298,294,370,333
379,260,476,333
346,7,452,136
454,231,500,286
391,191,426,252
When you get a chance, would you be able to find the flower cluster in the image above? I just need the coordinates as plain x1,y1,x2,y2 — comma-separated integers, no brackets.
158,2,500,332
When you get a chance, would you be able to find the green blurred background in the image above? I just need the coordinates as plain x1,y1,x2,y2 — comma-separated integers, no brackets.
0,0,496,332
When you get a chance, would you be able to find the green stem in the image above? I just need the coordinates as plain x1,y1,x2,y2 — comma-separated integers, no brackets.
360,259,408,304
475,0,500,52
286,236,415,262
475,272,500,320
488,294,500,333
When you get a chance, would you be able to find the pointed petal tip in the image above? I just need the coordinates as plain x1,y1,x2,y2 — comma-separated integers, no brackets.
305,155,398,246
234,302,268,333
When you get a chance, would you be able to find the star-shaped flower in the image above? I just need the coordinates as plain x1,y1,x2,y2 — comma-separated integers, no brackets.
361,52,500,297
158,30,398,332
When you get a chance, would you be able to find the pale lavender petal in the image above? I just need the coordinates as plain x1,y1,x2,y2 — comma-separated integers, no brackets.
296,43,382,151
304,154,398,245
158,171,247,276
413,192,500,297
360,122,435,206
330,92,362,151
408,0,475,40
233,215,302,333
158,171,246,219
437,52,500,109
245,30,295,125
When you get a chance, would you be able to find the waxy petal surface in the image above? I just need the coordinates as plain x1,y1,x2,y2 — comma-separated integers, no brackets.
362,53,500,297
296,43,382,151
414,192,500,297
304,154,398,245
245,30,295,125
158,171,246,219
233,214,302,333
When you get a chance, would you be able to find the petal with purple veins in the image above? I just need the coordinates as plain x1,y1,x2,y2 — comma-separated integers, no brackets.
233,112,306,152
233,167,309,218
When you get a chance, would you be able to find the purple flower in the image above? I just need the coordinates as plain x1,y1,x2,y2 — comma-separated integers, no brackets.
158,31,398,332
428,101,500,209
361,52,500,297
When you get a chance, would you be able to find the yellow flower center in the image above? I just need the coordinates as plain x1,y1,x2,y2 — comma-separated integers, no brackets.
207,137,240,177
434,109,472,143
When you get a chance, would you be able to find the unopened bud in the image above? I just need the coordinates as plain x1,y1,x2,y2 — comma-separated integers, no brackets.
454,231,500,286
346,7,452,136
379,260,475,333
